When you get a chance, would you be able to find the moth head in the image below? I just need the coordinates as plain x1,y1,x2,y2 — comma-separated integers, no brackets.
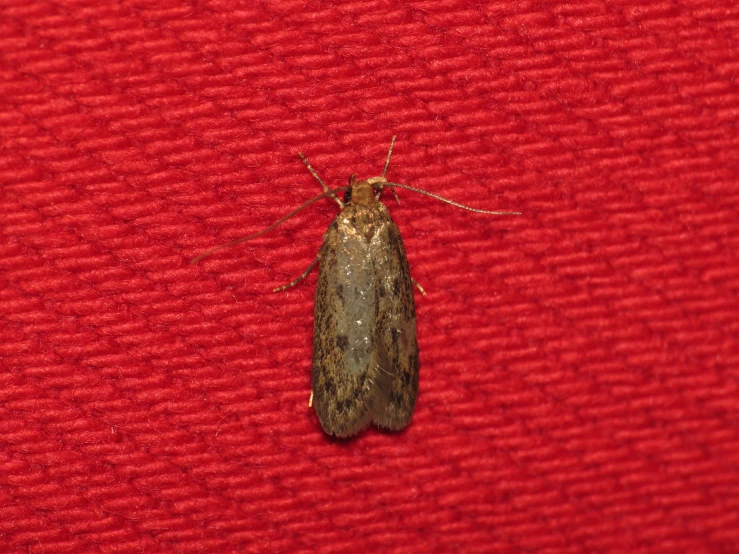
346,174,381,206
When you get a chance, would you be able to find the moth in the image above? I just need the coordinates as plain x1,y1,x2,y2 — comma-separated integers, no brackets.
192,137,519,437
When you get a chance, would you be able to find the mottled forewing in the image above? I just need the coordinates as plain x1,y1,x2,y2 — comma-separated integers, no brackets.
312,214,395,437
370,213,418,431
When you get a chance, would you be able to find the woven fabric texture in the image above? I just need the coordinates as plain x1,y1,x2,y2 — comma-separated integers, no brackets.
1,1,738,553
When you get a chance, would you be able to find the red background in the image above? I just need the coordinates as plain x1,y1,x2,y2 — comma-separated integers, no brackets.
1,1,738,553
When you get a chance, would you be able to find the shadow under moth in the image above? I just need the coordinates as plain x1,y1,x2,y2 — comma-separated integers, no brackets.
192,137,519,437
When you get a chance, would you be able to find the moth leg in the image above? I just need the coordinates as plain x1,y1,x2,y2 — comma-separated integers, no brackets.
273,255,320,292
308,390,313,408
298,153,344,208
411,277,426,296
375,184,401,204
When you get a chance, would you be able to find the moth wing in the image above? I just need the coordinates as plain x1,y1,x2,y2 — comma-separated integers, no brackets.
312,219,391,437
371,218,419,431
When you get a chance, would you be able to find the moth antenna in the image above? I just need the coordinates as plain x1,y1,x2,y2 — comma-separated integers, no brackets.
299,152,343,208
382,135,396,178
384,182,521,215
191,186,349,264
373,136,400,203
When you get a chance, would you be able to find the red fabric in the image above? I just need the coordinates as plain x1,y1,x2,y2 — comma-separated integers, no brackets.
1,1,738,552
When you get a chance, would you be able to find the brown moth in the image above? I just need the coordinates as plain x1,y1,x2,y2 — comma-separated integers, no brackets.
192,137,519,437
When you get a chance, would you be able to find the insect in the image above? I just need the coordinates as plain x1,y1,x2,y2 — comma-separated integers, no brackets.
192,137,519,437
